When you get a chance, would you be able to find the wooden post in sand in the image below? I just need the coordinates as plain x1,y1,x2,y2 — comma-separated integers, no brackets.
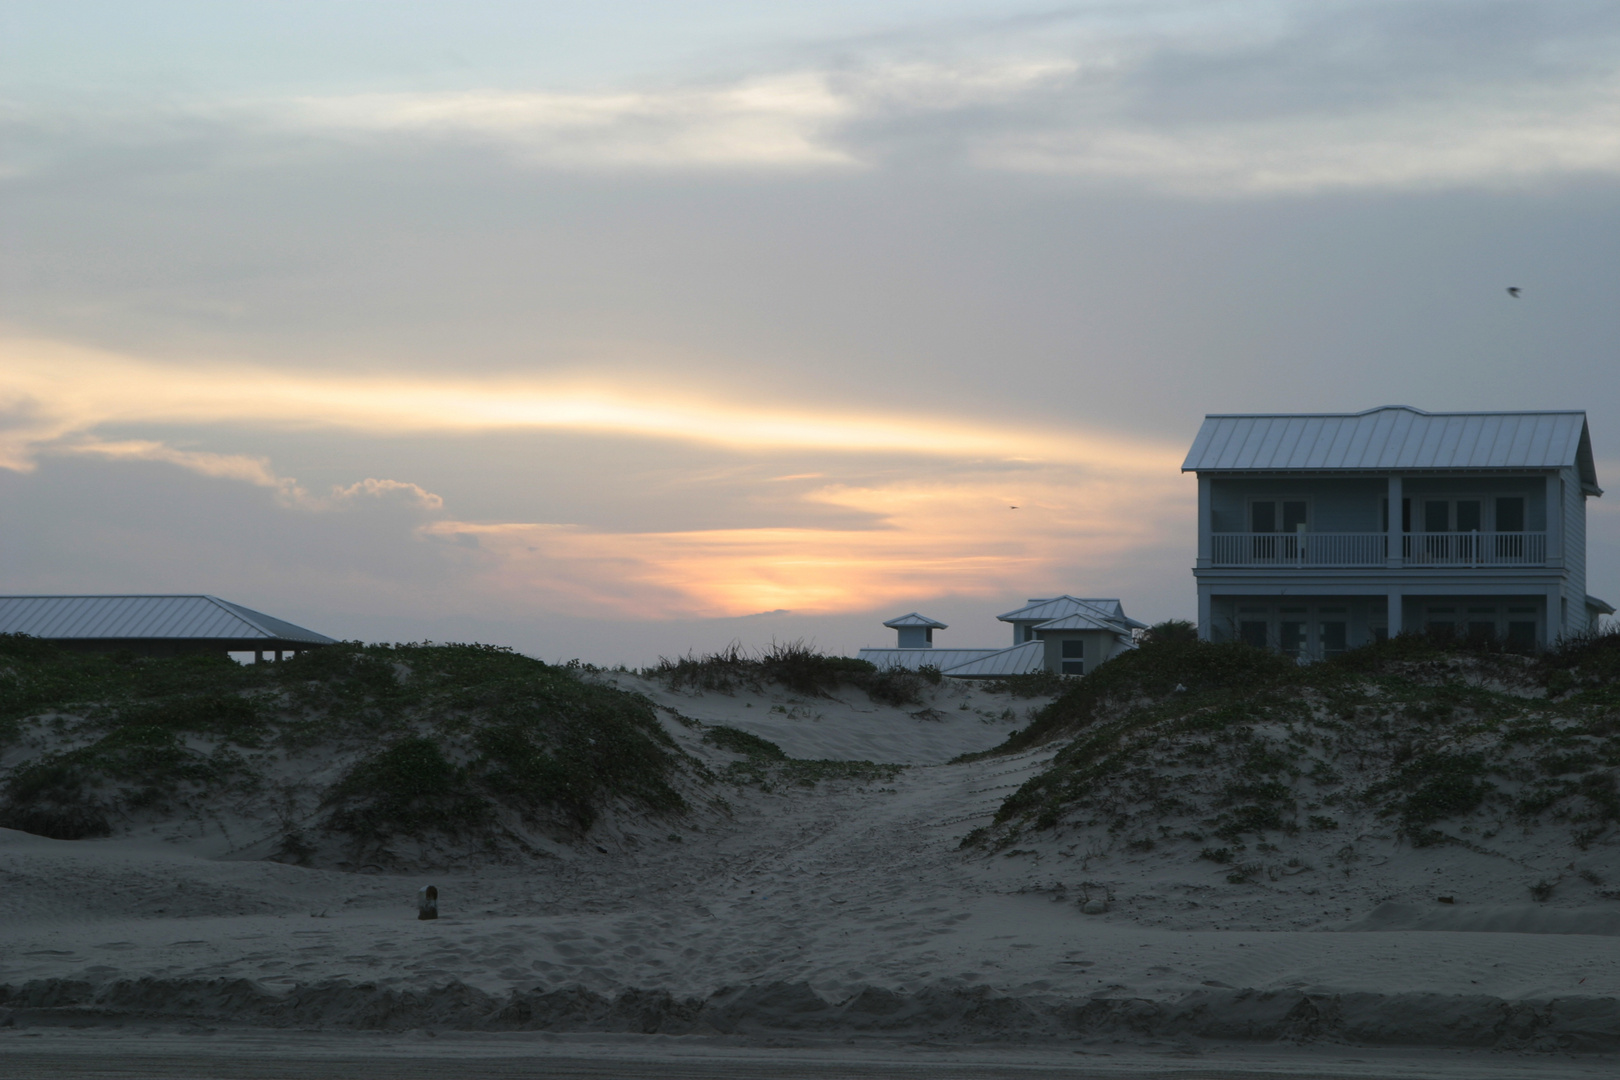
418,884,438,920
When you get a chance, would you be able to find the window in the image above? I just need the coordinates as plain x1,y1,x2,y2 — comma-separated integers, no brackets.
1060,638,1084,675
1422,500,1484,532
1320,622,1348,657
1251,500,1308,533
1505,606,1538,649
1239,621,1268,648
1279,621,1306,659
1496,497,1527,558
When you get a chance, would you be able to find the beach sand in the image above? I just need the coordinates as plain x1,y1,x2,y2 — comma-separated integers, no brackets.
4,673,1619,1073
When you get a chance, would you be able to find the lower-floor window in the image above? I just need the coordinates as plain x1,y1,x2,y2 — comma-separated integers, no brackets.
1279,620,1307,658
1426,603,1540,647
1221,597,1541,657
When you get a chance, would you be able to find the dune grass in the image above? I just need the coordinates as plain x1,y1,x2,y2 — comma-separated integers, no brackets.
971,629,1620,853
650,640,937,706
0,637,686,845
701,723,904,790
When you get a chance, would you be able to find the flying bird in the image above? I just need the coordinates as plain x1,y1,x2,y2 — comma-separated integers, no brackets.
1506,287,1521,298
1009,505,1019,509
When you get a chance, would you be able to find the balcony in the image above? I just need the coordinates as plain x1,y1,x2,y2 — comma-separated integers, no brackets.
1209,531,1547,568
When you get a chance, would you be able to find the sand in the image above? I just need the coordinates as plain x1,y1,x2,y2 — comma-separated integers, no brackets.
4,673,1620,1071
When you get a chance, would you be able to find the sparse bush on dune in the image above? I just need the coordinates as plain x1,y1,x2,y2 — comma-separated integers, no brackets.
1139,619,1199,645
650,640,936,706
0,640,687,856
700,723,904,790
976,630,1620,854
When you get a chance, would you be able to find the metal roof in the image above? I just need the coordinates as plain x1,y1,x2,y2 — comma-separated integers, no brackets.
857,647,1001,672
936,641,1046,678
0,595,337,645
1182,407,1600,494
1030,612,1127,633
997,596,1146,631
881,612,948,629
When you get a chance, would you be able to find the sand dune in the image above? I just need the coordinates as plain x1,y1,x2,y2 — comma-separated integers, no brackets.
4,670,1620,1067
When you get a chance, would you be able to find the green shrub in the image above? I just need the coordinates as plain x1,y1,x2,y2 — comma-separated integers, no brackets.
326,736,490,839
0,640,691,846
703,725,788,760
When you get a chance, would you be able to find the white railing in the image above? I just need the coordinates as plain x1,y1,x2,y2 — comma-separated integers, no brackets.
1403,531,1545,566
1210,532,1545,568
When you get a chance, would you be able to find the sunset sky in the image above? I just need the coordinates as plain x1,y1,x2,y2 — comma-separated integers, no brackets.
4,1,1620,664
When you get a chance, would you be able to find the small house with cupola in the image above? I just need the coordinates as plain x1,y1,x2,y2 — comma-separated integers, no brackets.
858,596,1144,677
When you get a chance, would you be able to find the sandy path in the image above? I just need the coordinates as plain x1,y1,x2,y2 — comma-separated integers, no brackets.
7,738,1620,1004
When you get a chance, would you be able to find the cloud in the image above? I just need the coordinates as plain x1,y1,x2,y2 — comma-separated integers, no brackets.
0,332,1181,475
51,437,445,516
417,464,1188,619
0,331,1187,622
200,1,1620,193
332,477,445,511
286,74,858,170
57,438,309,501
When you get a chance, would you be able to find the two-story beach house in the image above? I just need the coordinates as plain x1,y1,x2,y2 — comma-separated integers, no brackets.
1183,407,1610,657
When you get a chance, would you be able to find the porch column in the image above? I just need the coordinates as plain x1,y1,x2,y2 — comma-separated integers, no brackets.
1545,473,1563,565
1547,586,1565,646
1386,475,1403,568
1387,590,1404,638
1197,588,1213,642
1197,475,1212,568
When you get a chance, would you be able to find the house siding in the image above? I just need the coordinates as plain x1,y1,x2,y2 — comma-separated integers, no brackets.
1565,465,1587,638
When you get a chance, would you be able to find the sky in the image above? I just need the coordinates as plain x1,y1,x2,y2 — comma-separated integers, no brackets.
3,0,1620,665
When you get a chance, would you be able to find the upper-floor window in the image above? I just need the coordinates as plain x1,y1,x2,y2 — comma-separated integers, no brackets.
1424,499,1482,533
1250,499,1308,533
1381,495,1527,532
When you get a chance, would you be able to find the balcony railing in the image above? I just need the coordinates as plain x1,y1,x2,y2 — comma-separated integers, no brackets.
1210,531,1546,568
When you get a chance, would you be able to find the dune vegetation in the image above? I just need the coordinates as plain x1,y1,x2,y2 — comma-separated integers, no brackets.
968,626,1620,877
0,638,686,855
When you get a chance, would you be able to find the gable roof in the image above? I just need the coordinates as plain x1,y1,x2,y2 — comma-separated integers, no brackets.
0,595,336,645
935,640,1046,678
881,612,948,629
1029,611,1127,632
997,596,1147,631
1182,407,1599,494
857,647,1000,671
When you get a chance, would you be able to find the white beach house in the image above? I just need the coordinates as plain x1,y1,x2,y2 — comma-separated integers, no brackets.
859,597,1145,677
1183,406,1611,657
